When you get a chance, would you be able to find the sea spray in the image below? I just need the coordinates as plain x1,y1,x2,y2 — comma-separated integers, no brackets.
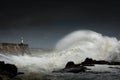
107,43,120,61
0,30,120,73
56,30,119,61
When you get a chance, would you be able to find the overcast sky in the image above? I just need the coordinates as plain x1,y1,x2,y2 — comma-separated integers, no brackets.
0,1,120,48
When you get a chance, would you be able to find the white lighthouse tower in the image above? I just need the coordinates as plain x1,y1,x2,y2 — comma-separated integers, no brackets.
21,37,24,44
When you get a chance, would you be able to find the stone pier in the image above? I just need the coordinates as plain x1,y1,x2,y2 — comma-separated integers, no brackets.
0,43,30,55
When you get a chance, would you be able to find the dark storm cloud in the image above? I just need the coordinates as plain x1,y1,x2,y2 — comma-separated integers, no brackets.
0,1,120,48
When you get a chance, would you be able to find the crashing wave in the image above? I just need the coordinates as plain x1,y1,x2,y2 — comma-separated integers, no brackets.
0,30,120,72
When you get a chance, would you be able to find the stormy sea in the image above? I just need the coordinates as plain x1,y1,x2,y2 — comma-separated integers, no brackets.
1,30,120,80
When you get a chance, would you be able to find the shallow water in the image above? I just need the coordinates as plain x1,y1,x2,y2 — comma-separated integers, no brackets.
12,64,120,80
13,70,120,80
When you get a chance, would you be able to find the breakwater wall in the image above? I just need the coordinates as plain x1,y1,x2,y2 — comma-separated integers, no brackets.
0,43,30,55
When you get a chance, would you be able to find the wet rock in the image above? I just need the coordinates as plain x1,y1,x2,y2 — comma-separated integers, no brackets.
53,61,88,73
81,58,110,66
81,58,94,66
94,60,110,64
53,58,120,73
0,61,18,79
108,62,120,65
64,61,87,73
65,61,80,68
81,57,120,65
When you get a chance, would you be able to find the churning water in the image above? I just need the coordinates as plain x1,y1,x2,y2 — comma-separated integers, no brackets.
0,30,120,73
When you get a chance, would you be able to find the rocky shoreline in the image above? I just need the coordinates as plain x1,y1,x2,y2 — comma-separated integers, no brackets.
53,58,120,73
0,58,120,79
0,61,23,80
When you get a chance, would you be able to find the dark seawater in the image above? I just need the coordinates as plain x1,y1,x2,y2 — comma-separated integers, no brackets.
13,65,120,80
13,71,120,80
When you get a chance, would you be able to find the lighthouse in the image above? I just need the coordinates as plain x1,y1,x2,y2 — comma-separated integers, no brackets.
21,37,24,44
